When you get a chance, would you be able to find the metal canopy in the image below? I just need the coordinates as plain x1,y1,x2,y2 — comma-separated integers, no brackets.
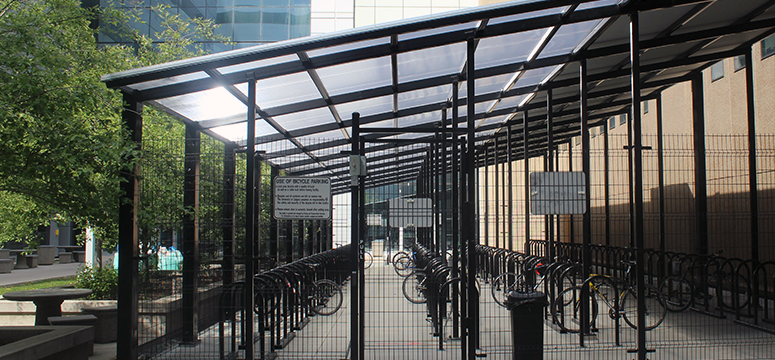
102,0,775,194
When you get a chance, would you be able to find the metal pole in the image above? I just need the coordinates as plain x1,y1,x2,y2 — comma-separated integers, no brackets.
745,47,760,267
223,145,236,285
452,77,461,339
117,93,141,360
359,139,366,360
657,95,665,256
182,125,200,344
350,112,361,360
692,74,708,256
579,58,592,345
244,78,257,360
523,111,530,254
466,34,478,359
630,12,648,360
507,125,513,252
494,136,500,249
484,146,489,247
604,118,611,248
547,89,555,260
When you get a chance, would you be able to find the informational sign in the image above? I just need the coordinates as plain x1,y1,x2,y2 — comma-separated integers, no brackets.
388,198,433,228
529,172,586,215
273,176,332,220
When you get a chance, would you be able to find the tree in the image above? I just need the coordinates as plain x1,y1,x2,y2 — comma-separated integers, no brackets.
0,0,229,249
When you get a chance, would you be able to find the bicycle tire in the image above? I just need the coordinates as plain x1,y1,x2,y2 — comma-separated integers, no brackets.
621,284,666,330
392,251,409,265
364,252,373,269
659,275,693,312
394,255,414,277
402,272,427,304
553,286,597,333
491,272,519,307
311,279,343,316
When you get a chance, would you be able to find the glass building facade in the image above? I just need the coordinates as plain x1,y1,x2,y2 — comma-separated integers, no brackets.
97,0,312,52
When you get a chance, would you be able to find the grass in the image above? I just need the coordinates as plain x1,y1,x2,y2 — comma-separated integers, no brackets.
0,276,76,296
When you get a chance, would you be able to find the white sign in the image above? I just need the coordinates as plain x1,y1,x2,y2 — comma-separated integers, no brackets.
388,198,433,228
529,172,586,215
273,176,332,220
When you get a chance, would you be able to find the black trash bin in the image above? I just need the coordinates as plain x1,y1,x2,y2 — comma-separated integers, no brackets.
505,291,548,360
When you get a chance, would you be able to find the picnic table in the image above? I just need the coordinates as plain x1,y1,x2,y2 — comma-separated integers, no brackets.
3,288,93,325
8,249,38,269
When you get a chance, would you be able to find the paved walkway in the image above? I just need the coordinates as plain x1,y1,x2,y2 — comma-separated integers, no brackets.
0,252,114,287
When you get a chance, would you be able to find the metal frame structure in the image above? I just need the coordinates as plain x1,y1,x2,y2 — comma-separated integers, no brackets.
103,0,775,359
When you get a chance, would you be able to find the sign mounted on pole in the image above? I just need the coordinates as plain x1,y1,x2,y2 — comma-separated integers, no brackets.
529,172,586,215
273,176,332,220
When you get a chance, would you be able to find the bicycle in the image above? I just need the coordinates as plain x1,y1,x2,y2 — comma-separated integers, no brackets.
402,270,427,304
659,253,750,312
659,261,717,312
364,251,373,269
393,251,419,277
553,261,666,333
301,263,344,316
491,262,548,307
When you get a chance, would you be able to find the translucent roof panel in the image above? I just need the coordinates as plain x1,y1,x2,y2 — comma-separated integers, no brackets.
273,107,334,132
398,21,479,41
398,110,442,128
210,120,279,142
398,43,466,83
317,56,392,96
538,20,601,59
335,95,393,119
474,28,546,70
231,72,320,109
487,6,567,26
458,73,515,98
216,54,299,75
493,94,529,112
397,85,451,110
130,71,209,91
155,87,246,123
307,37,390,58
576,0,620,11
478,115,506,129
513,66,557,89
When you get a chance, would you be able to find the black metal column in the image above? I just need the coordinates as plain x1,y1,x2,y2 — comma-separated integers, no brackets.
285,220,293,263
466,34,479,359
657,95,665,255
451,77,461,339
358,138,366,360
507,125,513,252
579,59,592,344
223,144,236,285
442,116,449,259
631,12,648,359
692,74,708,255
117,92,141,360
484,146,489,247
568,143,574,244
547,89,555,260
745,48,759,267
244,78,257,360
350,112,361,360
604,119,611,248
270,166,280,264
297,220,305,260
494,136,500,249
523,111,530,254
182,125,201,344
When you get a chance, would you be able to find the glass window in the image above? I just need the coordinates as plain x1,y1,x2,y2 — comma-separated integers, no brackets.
762,34,775,60
591,127,596,138
619,114,626,125
643,100,649,114
711,60,724,82
609,117,616,130
734,55,746,72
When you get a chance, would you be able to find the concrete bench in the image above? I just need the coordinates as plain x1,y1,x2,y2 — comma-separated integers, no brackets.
37,245,56,265
80,306,117,343
58,252,72,264
72,251,86,263
0,249,9,260
25,254,39,268
48,315,97,355
0,259,12,273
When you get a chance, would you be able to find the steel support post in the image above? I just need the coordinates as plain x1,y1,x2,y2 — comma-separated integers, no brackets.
579,59,592,345
604,118,611,248
222,144,236,285
442,117,449,259
466,35,479,359
270,166,279,264
350,112,361,360
568,144,574,244
484,146,489,247
493,136,501,248
745,48,759,267
182,125,201,344
359,138,366,360
507,125,513,252
547,89,555,260
657,95,666,257
692,74,708,255
523,111,530,254
244,78,257,360
451,77,461,339
630,12,648,360
117,93,141,360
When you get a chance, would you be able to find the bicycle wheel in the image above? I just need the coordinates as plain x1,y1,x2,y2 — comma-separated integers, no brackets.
392,251,409,265
364,252,373,269
311,279,343,316
402,272,427,304
394,255,414,277
491,272,519,307
621,284,666,330
553,286,597,333
659,275,693,312
589,278,617,323
719,273,751,310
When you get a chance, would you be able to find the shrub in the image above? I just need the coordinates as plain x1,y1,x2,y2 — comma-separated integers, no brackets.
75,264,118,300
